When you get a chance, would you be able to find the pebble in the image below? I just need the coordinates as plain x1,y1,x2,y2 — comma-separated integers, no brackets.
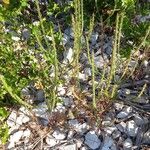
52,130,66,140
8,130,24,149
35,90,45,103
113,102,124,111
22,28,30,40
68,119,89,134
116,106,132,119
7,111,17,127
63,47,73,63
59,144,77,150
102,136,114,149
112,130,121,139
61,97,73,107
46,135,58,147
62,33,70,45
84,131,101,149
126,120,138,137
94,56,105,68
133,114,144,126
116,122,126,133
91,32,99,45
104,126,117,135
142,130,150,145
123,138,133,150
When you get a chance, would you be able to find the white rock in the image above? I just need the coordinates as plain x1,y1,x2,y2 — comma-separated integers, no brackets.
102,136,114,149
116,122,126,133
7,141,15,149
126,120,138,137
78,72,87,81
19,106,31,116
9,130,23,144
59,144,77,150
94,56,108,69
32,102,48,120
91,32,99,45
84,68,92,77
33,21,40,26
55,103,66,113
133,114,144,126
63,48,73,63
114,103,124,111
116,106,132,119
142,130,150,145
68,119,89,134
46,135,58,147
123,138,133,150
84,131,101,149
23,129,31,138
57,85,66,96
11,36,20,41
16,114,26,125
111,143,117,150
64,27,74,38
104,126,117,135
52,130,66,140
32,102,48,116
7,111,17,127
112,130,121,139
81,147,88,150
67,130,75,139
62,97,73,107
62,34,70,45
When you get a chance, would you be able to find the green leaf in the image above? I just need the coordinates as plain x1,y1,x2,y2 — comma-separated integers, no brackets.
0,107,8,120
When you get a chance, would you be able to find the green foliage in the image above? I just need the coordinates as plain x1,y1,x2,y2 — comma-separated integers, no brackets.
0,107,9,144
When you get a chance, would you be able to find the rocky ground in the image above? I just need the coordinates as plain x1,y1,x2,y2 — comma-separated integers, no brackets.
2,23,150,150
0,1,150,150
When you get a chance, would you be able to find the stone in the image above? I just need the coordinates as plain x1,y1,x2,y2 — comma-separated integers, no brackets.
35,90,45,103
84,68,92,77
105,46,112,56
104,126,117,135
84,131,101,149
7,111,17,127
52,130,66,140
11,36,20,41
57,85,66,96
113,103,124,111
32,102,48,119
90,32,99,45
59,144,77,150
133,114,144,126
46,135,58,147
116,122,126,133
126,120,138,137
9,130,23,143
94,56,105,69
112,130,121,139
63,48,73,63
62,33,70,45
142,130,150,145
62,97,73,107
102,136,114,149
64,27,74,38
123,138,133,150
116,106,132,119
67,130,75,139
55,103,66,113
22,28,30,40
68,119,89,134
